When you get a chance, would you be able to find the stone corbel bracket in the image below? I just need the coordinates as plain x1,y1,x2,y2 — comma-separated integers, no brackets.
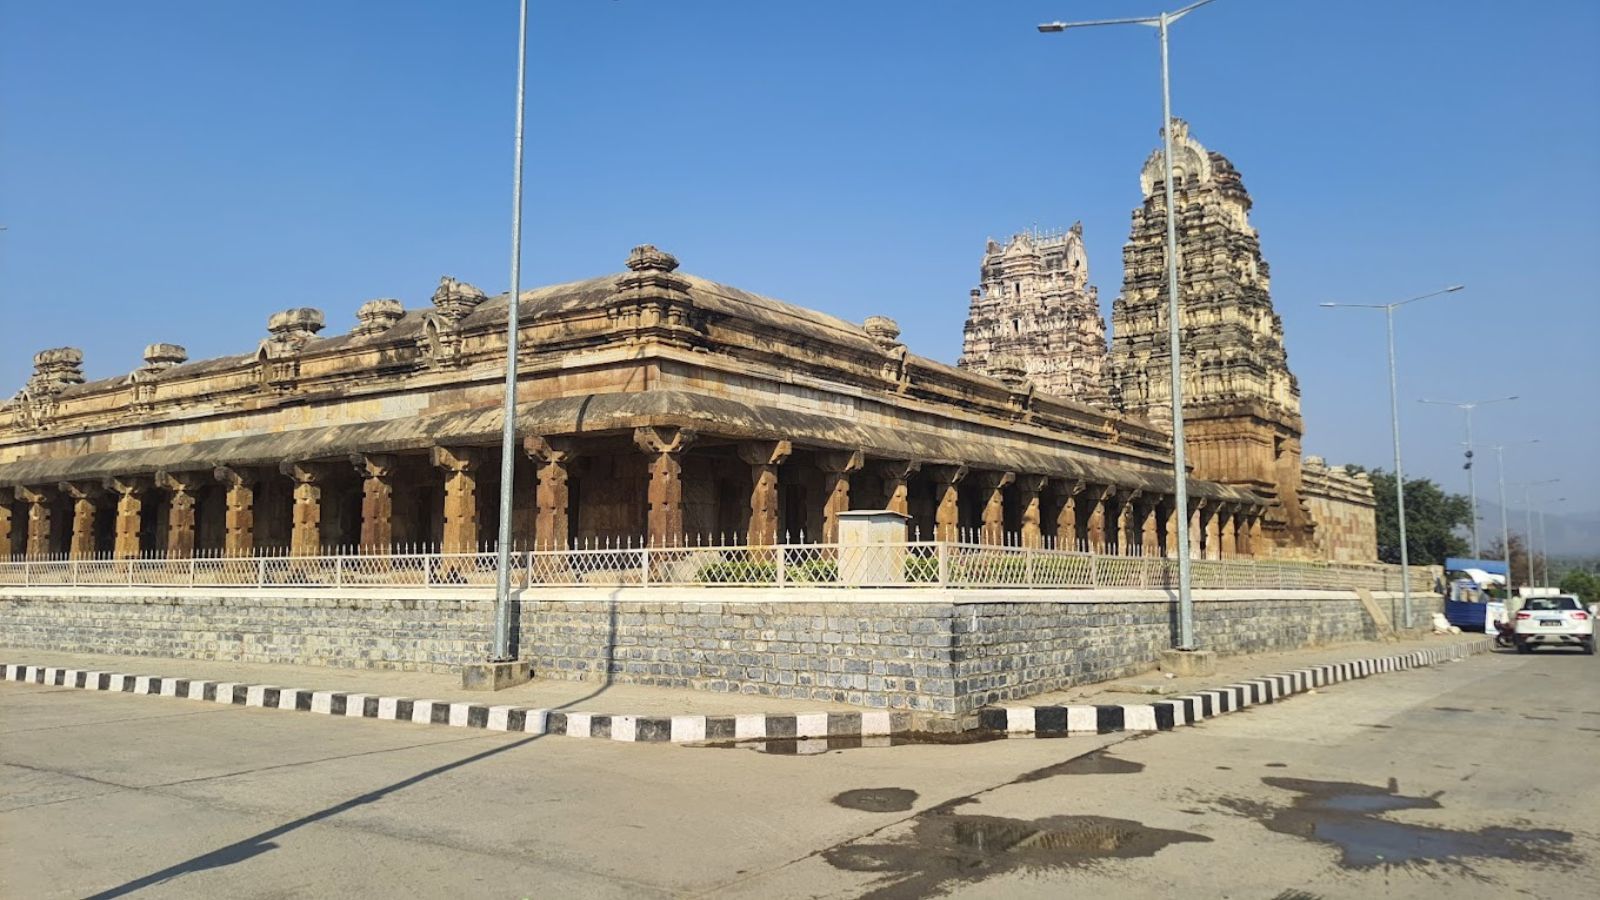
606,245,706,349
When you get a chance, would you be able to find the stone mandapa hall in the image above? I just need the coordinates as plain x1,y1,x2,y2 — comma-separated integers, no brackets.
0,126,1420,721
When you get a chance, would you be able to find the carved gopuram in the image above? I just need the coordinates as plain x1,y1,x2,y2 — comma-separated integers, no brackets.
959,225,1107,402
0,244,1267,561
1106,120,1362,559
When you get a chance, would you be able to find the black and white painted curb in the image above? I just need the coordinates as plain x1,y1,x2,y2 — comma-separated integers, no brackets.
977,639,1492,737
2,639,1488,745
0,662,908,744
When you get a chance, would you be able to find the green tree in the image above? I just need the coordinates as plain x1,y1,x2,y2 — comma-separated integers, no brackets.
1559,569,1599,603
1486,533,1545,589
1353,467,1471,566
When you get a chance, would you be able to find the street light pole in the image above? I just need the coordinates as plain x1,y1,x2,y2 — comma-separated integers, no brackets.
1419,396,1517,558
1487,439,1538,592
490,0,530,664
1539,498,1565,587
1321,285,1464,628
1517,479,1559,588
1038,0,1217,652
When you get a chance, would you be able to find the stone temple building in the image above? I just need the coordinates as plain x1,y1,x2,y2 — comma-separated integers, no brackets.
0,245,1271,563
960,120,1376,562
958,224,1106,402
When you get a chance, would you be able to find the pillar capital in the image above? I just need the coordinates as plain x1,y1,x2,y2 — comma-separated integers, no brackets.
736,439,792,468
815,449,865,474
15,484,52,505
157,470,208,494
57,481,103,501
428,446,481,475
976,470,1017,491
873,459,920,481
524,435,578,465
923,463,968,486
282,460,338,484
350,452,398,479
213,466,258,489
1050,478,1086,499
633,425,696,456
1015,473,1048,494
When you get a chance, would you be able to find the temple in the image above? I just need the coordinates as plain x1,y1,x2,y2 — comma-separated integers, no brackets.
0,244,1272,562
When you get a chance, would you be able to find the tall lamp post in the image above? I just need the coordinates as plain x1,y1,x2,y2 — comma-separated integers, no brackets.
1037,0,1219,653
1516,479,1559,588
485,0,530,682
1321,285,1464,628
1418,396,1517,558
1539,497,1566,587
1487,439,1539,592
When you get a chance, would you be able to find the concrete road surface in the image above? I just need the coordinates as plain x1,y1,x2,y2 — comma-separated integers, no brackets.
2,648,1595,899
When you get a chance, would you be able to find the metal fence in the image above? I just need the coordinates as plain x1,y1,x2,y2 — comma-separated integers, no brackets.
0,541,1432,593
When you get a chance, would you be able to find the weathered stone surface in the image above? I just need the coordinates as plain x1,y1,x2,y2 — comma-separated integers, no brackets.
960,225,1106,401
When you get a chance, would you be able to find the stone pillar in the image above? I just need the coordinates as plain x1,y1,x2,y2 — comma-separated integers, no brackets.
1049,480,1081,551
1085,485,1111,553
16,486,52,558
1115,490,1141,556
875,460,919,517
60,482,101,559
0,502,13,559
633,426,696,546
106,478,148,559
526,436,578,550
213,467,256,557
159,471,205,558
738,440,791,546
1015,474,1048,549
1237,511,1254,556
975,471,1015,545
1188,498,1207,559
1163,499,1180,558
1205,506,1223,559
1220,507,1239,560
924,464,967,542
350,454,397,551
281,462,332,556
816,450,865,544
429,448,482,554
1139,497,1160,557
1248,513,1263,558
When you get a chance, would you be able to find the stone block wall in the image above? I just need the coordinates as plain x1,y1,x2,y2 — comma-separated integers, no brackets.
0,587,1443,720
1301,456,1379,563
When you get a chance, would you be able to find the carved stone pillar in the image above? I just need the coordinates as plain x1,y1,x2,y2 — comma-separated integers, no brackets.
1248,513,1263,558
1236,510,1253,556
924,464,967,542
1050,480,1084,551
282,462,334,556
429,448,482,554
349,454,397,551
875,460,920,517
738,440,791,546
60,482,101,559
977,472,1016,546
1163,499,1180,559
0,502,13,559
1084,485,1111,553
1115,490,1142,556
633,426,696,546
17,486,52,558
817,450,865,544
159,471,205,558
526,436,578,550
1189,498,1207,559
106,477,148,559
1219,506,1238,560
1014,475,1048,549
1139,497,1160,557
213,467,256,557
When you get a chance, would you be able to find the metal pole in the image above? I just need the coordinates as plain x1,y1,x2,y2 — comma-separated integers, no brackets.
1522,487,1536,589
1463,406,1478,557
1494,446,1510,582
1158,12,1195,650
490,0,529,662
1384,306,1412,628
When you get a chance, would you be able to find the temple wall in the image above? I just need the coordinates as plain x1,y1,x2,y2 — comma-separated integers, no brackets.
0,586,1439,720
1301,457,1378,563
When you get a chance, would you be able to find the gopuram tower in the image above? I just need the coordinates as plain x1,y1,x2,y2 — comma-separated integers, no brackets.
959,224,1107,401
1106,120,1315,556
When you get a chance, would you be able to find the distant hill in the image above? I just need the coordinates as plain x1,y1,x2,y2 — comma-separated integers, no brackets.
1460,500,1600,558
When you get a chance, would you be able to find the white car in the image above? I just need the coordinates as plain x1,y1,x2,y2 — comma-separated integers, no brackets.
1513,595,1594,655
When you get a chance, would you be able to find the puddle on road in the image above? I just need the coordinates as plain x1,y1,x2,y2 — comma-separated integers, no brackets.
833,788,919,813
1219,777,1579,871
825,810,1209,899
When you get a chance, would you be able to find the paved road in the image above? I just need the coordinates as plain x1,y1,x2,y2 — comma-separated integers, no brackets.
2,648,1595,899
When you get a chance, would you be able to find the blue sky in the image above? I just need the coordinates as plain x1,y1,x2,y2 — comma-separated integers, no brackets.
3,1,1597,516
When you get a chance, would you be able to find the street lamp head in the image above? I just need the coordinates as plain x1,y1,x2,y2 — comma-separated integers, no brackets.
1318,302,1338,308
1445,284,1465,292
1037,22,1066,33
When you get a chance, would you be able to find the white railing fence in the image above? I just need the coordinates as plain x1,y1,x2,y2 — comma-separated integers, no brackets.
0,540,1433,593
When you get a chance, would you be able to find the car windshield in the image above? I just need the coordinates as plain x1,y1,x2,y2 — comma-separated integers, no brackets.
1524,597,1580,611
